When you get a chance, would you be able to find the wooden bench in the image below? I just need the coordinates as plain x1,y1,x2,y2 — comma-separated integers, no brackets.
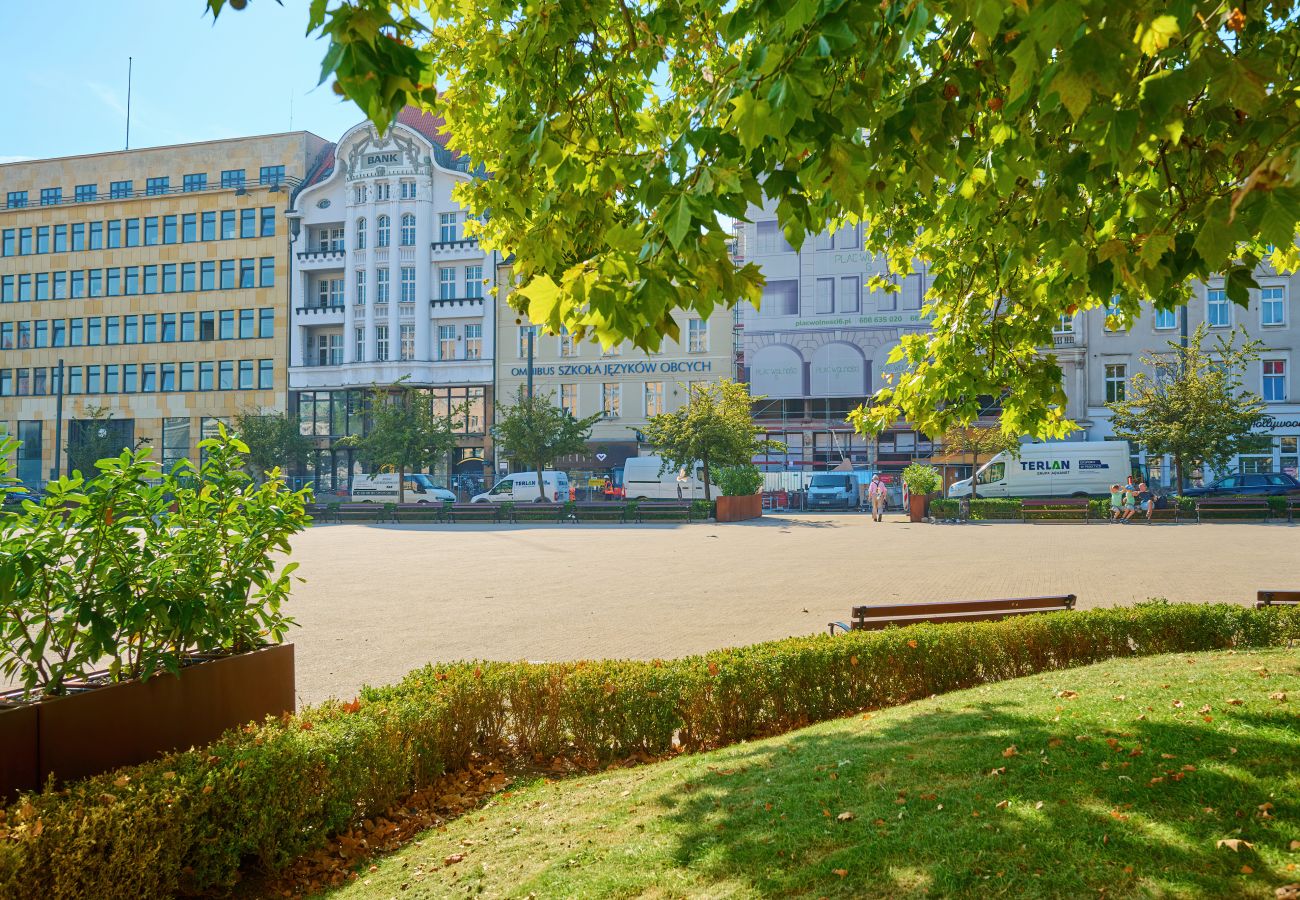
566,501,637,523
1256,590,1300,608
390,502,450,523
829,594,1077,634
1022,498,1090,523
445,502,514,524
628,500,700,522
1196,498,1272,523
308,502,397,524
1287,498,1300,525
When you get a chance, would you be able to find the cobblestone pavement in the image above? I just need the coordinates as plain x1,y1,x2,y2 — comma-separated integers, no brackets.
285,513,1298,706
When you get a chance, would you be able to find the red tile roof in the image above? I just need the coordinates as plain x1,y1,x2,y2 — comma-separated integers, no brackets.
302,143,337,188
395,106,453,148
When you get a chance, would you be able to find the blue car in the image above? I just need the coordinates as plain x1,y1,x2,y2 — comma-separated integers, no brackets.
1182,472,1300,497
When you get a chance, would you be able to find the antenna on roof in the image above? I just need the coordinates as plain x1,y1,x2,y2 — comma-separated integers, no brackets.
289,92,294,131
125,57,133,151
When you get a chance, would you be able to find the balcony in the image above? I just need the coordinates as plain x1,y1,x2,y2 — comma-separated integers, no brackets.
294,304,345,325
1052,332,1076,347
430,238,480,258
296,248,346,271
398,247,417,263
399,302,415,318
430,296,486,317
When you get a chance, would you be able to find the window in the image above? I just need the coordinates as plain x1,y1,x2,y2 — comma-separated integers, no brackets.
145,177,169,195
52,320,66,347
259,308,274,338
53,272,67,299
317,278,344,308
238,360,255,390
221,169,245,189
375,182,390,201
6,191,27,209
87,317,102,345
260,257,274,287
260,206,276,237
400,267,416,302
644,381,665,417
1105,363,1127,403
17,322,31,348
218,361,234,390
163,215,177,244
142,315,157,343
53,225,67,252
68,367,82,395
465,323,482,359
839,275,860,313
85,366,101,394
124,267,140,294
74,183,97,203
106,317,121,345
1261,286,1286,326
240,208,256,239
1263,360,1287,402
376,215,390,247
142,364,157,393
181,313,196,342
201,211,216,241
356,218,367,249
439,267,456,299
220,260,235,290
755,220,793,254
354,185,368,204
465,265,483,298
34,321,48,348
761,279,799,316
1207,288,1230,327
40,187,62,206
122,364,138,394
180,362,195,391
19,227,32,254
602,383,622,418
161,263,176,293
109,180,133,199
259,359,273,390
688,318,708,352
438,212,458,243
221,210,236,240
144,217,159,245
1,230,12,257
400,324,416,361
200,311,216,341
259,165,285,186
89,221,103,249
1154,307,1177,330
518,324,538,358
355,326,366,362
355,270,366,305
36,227,49,254
439,324,457,359
239,258,255,289
558,384,578,416
239,309,255,339
1103,295,1124,332
200,261,215,291
161,418,189,467
124,316,138,344
70,223,85,250
104,365,119,394
183,173,206,192
375,324,389,361
376,269,389,303
400,213,416,246
142,266,157,294
559,328,577,357
400,180,416,199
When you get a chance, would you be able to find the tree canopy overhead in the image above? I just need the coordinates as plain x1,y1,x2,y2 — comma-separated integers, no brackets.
212,0,1300,437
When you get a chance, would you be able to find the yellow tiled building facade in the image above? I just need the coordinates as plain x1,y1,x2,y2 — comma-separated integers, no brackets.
0,133,329,484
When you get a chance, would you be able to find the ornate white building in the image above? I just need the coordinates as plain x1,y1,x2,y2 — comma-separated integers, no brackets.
285,108,496,490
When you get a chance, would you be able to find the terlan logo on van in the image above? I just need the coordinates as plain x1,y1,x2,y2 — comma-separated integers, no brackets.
1019,460,1070,472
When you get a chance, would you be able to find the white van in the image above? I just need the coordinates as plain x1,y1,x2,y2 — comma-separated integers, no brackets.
805,472,863,509
947,441,1132,499
471,471,570,504
622,456,710,500
351,473,456,504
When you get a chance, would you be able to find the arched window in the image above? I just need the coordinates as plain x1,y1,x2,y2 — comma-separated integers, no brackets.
400,213,416,247
355,217,367,250
376,215,390,248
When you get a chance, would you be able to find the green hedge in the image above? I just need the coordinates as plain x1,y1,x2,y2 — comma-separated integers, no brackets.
2,603,1297,899
930,494,1217,520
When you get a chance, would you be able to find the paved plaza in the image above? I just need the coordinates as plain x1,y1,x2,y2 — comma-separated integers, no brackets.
284,514,1299,706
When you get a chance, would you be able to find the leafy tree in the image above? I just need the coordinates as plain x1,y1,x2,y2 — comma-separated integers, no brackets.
337,384,463,504
232,408,312,484
1107,323,1265,492
492,388,601,502
66,405,128,478
642,380,780,502
210,1,1300,442
941,425,1021,500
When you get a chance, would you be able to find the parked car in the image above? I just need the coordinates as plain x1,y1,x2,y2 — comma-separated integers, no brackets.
1182,472,1300,497
2,485,44,507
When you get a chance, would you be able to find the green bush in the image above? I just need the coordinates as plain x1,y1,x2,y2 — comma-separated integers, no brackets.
714,464,764,497
929,497,1023,520
2,602,1297,899
691,498,713,519
0,428,310,698
900,463,941,496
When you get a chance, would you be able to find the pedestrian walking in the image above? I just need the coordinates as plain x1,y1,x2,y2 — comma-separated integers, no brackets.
867,474,888,522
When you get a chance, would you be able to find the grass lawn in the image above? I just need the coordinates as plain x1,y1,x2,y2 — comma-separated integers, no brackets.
327,649,1300,899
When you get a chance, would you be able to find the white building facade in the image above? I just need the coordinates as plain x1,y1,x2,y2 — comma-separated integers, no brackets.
286,109,496,492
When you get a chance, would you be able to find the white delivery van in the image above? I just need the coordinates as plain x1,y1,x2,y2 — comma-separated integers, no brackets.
805,472,863,510
622,456,711,500
947,441,1132,499
471,470,570,503
351,473,456,503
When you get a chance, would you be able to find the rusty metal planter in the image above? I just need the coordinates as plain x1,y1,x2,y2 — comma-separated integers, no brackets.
1,643,294,801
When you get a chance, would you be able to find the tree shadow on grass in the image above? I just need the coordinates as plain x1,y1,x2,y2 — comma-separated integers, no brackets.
646,702,1300,898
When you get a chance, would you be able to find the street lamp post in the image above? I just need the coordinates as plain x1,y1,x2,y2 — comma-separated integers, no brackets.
51,359,65,482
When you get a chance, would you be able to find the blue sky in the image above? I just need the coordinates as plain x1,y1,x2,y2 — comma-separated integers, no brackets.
0,0,366,163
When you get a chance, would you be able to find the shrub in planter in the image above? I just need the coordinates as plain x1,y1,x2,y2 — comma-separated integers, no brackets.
714,464,764,497
900,463,941,497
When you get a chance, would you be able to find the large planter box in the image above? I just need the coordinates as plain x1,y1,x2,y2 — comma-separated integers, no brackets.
0,702,39,797
909,493,929,522
716,493,763,522
1,643,294,800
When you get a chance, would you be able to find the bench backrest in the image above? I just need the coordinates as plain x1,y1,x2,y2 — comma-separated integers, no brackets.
851,595,1077,625
1257,590,1300,607
1022,499,1089,507
1197,499,1270,506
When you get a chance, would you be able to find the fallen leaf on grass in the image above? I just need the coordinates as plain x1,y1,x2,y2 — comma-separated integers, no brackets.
1048,738,1064,748
444,853,465,866
1291,840,1300,851
1172,700,1185,709
832,868,848,877
1035,801,1045,810
1241,865,1253,874
1057,690,1080,699
1217,839,1254,852
1002,746,1018,758
1198,705,1212,714
1227,698,1244,706
1270,692,1288,702
836,811,856,822
988,767,1006,777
